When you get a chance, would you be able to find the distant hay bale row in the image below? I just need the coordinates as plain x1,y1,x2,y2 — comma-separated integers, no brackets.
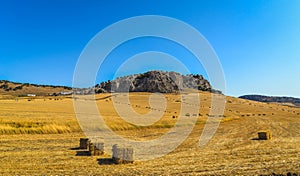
172,113,205,119
207,114,224,117
241,113,268,117
184,113,200,117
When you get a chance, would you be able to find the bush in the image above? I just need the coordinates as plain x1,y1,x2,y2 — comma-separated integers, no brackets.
13,85,23,91
0,84,8,89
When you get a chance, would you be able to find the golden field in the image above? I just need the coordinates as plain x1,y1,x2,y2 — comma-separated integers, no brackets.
0,92,299,175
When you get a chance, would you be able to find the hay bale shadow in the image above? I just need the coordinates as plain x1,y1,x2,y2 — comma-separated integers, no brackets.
76,150,91,156
97,158,115,165
69,147,81,150
251,137,260,140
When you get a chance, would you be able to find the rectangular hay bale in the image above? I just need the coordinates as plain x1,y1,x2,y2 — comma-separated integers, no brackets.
112,144,134,164
94,142,104,151
258,131,272,140
79,138,90,149
88,142,104,156
88,142,94,152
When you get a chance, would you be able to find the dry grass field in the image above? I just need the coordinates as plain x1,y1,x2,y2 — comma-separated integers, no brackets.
0,92,299,175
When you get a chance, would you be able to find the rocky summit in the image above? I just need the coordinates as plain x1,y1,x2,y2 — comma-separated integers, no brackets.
95,70,213,93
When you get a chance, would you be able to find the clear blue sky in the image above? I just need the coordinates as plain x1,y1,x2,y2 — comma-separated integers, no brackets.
1,0,300,97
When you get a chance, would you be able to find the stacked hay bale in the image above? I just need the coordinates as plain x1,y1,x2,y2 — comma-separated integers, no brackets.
89,141,104,156
79,137,104,156
88,142,95,155
258,131,272,140
94,142,104,156
112,144,134,164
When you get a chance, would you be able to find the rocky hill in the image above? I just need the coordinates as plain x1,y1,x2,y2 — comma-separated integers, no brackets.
95,70,215,93
239,95,300,107
0,71,218,96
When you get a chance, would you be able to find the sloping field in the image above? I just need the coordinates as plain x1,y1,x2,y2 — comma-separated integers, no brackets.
0,92,299,175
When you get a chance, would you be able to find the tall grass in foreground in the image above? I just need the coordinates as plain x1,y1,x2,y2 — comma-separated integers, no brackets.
0,121,80,134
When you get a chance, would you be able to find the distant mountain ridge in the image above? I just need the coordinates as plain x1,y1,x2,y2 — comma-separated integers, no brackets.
94,70,218,94
239,95,300,107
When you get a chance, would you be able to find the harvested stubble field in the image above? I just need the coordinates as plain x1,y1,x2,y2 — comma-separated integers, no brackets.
0,92,299,175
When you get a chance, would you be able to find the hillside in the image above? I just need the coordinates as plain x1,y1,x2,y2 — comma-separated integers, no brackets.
95,70,217,93
0,80,72,97
240,95,300,107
